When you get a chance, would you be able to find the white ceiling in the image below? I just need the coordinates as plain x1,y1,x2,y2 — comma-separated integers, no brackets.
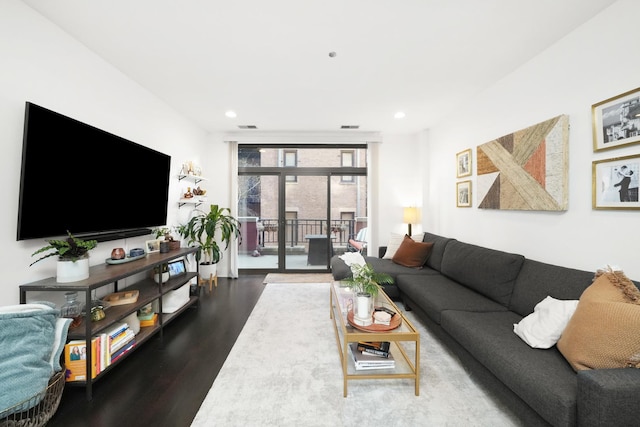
22,0,616,135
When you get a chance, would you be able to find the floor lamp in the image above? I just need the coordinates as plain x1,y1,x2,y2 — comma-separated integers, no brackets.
403,207,419,236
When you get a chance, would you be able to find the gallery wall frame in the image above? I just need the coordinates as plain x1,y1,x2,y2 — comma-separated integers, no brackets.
592,154,640,210
456,149,472,178
592,87,640,152
456,180,472,207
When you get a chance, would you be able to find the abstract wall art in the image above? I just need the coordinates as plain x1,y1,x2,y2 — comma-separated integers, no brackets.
476,115,569,211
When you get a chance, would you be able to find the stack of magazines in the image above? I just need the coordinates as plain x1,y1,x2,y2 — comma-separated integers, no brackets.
349,342,395,370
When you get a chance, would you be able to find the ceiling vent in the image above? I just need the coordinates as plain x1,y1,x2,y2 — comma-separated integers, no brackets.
340,125,359,129
238,125,258,129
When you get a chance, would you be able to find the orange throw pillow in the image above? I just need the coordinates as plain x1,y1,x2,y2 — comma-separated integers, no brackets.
391,235,434,268
557,269,640,371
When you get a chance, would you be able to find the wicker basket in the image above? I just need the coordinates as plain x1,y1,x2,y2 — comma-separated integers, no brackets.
0,369,65,427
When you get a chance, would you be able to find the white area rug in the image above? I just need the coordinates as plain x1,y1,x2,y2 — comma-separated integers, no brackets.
263,273,334,284
191,283,522,426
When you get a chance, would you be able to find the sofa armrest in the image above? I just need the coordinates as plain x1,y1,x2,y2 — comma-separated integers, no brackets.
378,246,387,258
577,368,640,427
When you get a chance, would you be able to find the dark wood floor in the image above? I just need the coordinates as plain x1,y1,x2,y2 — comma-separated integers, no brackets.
47,275,266,427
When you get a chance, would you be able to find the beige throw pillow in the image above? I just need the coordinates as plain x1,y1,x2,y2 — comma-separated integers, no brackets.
382,232,424,259
557,269,640,371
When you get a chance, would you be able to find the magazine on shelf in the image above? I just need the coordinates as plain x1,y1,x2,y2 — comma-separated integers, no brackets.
349,343,395,370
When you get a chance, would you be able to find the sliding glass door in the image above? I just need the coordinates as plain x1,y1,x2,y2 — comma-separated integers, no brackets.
237,145,367,273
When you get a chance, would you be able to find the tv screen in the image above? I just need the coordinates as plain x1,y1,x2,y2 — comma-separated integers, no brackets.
17,102,171,241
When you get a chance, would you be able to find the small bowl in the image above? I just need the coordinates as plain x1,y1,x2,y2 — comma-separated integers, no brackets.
130,248,145,257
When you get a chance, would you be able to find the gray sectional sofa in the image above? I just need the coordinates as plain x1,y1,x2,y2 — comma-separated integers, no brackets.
330,232,640,427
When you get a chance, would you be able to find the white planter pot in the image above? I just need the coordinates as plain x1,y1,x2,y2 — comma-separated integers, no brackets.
153,272,170,283
56,257,90,283
200,262,217,279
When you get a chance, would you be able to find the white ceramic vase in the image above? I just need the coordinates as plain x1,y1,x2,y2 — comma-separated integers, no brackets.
355,292,373,319
56,256,90,283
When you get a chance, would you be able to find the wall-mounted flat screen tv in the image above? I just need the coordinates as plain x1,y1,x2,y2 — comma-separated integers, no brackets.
17,102,171,241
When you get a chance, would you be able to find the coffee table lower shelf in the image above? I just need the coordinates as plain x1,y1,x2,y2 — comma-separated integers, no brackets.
330,282,420,397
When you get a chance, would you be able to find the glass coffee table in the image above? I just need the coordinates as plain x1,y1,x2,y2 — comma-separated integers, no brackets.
330,281,420,397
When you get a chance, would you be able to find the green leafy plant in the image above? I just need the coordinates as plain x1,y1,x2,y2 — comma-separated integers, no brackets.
180,204,242,265
30,231,98,266
152,227,172,239
343,263,392,297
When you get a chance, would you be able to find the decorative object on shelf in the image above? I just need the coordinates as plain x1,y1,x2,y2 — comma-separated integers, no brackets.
153,263,169,283
105,253,146,265
592,86,640,152
159,241,170,253
152,226,181,250
103,290,140,306
592,154,640,209
110,247,126,260
29,231,98,283
61,291,83,328
145,239,162,254
130,248,145,257
184,187,193,198
180,204,242,293
193,186,206,196
168,259,186,277
338,252,392,323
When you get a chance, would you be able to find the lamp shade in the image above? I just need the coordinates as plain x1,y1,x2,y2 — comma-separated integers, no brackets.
403,207,419,224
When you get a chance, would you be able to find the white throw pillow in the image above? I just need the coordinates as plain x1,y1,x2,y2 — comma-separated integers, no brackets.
382,232,424,259
513,296,579,349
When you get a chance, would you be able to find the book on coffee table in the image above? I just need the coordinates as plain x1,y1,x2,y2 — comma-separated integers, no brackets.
349,343,395,370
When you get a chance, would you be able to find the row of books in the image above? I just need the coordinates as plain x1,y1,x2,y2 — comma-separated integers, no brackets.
64,322,136,382
349,341,395,370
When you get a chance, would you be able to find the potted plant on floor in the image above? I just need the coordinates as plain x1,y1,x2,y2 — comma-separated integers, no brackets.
30,231,98,283
180,204,242,285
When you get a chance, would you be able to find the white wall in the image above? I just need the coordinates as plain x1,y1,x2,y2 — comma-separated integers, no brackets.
0,1,208,305
423,0,640,280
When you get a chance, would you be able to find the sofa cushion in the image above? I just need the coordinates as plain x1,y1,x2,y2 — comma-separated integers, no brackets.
509,258,594,317
382,232,424,259
391,235,433,268
421,232,455,272
440,240,524,306
513,296,578,349
441,309,578,427
557,270,640,371
396,274,507,324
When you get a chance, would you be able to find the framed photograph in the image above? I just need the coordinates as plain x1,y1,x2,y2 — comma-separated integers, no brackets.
592,87,640,152
456,149,472,178
145,239,162,253
592,154,640,209
456,180,472,207
167,259,186,277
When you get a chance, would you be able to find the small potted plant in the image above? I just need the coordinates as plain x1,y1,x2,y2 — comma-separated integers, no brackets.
341,254,392,322
180,204,242,282
30,231,98,283
152,226,181,250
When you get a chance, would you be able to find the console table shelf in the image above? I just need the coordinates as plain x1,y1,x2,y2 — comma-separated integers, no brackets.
19,247,199,400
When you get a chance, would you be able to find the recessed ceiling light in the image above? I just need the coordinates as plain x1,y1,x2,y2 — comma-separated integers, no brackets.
225,110,237,118
394,111,406,119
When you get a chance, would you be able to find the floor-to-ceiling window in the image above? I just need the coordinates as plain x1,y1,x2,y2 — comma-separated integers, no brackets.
237,144,367,273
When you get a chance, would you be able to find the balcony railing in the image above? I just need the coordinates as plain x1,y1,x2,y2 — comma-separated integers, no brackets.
257,218,363,247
